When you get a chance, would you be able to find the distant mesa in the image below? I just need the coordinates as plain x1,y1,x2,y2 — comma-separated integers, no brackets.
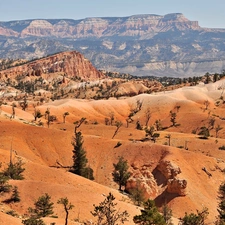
0,13,200,38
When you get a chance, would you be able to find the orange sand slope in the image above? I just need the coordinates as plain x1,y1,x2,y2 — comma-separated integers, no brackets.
1,81,225,224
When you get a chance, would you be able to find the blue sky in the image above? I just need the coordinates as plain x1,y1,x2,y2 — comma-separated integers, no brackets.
0,0,224,28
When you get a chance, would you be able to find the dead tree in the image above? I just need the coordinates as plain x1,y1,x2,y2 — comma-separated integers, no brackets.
74,117,86,134
204,100,210,110
63,112,69,123
165,134,171,146
109,112,115,126
202,167,212,178
215,124,223,138
33,105,43,121
112,121,123,139
20,97,28,111
136,99,143,112
144,108,151,127
45,108,50,128
175,105,181,113
105,117,110,125
208,117,215,129
10,103,16,120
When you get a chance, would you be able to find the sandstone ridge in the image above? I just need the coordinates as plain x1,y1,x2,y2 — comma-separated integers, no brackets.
0,51,104,81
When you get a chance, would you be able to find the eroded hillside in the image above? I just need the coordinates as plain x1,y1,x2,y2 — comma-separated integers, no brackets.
1,78,225,223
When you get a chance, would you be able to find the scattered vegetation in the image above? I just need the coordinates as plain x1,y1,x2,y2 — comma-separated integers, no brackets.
1,64,225,223
179,207,209,225
91,192,129,225
133,199,166,225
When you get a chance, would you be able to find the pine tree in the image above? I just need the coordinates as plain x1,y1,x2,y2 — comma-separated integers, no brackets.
30,193,54,218
11,186,20,202
179,208,208,225
91,192,129,225
3,159,25,180
112,156,131,191
70,131,94,180
133,199,166,225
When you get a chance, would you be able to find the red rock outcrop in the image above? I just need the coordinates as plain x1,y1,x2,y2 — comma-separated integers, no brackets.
157,160,187,196
167,178,187,196
126,159,187,199
126,163,159,199
0,51,104,81
157,160,181,179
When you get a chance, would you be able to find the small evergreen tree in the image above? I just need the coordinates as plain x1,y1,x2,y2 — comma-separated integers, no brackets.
198,126,210,139
22,216,45,225
57,197,74,225
179,208,208,225
133,199,166,225
10,186,20,202
70,131,94,180
0,172,11,194
3,159,25,180
112,156,131,191
29,193,54,218
170,111,177,127
91,192,129,225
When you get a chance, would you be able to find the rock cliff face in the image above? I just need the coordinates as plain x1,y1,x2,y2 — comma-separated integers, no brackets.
0,13,225,77
0,13,199,38
0,51,104,81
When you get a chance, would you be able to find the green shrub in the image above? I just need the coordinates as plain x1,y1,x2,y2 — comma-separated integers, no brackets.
219,145,225,150
3,160,25,180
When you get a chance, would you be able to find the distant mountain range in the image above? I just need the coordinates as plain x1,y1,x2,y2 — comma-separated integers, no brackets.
1,13,225,77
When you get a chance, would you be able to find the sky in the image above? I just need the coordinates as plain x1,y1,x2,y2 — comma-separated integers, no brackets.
0,0,224,28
